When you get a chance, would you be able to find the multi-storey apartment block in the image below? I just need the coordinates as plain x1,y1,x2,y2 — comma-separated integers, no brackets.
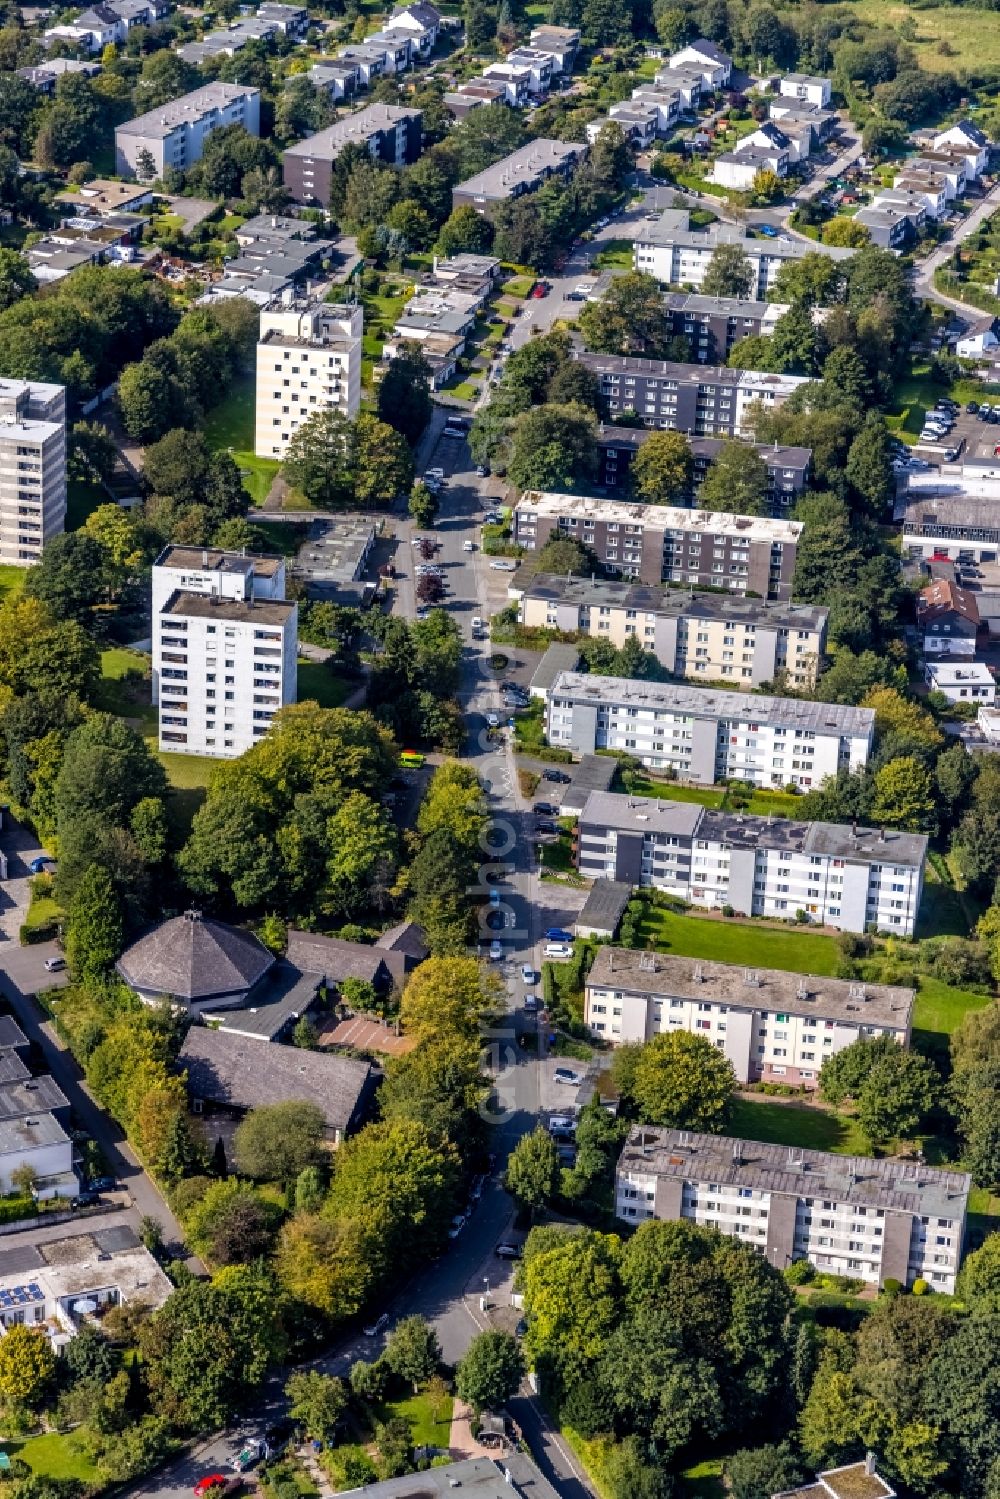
0,379,66,565
518,576,824,686
633,208,852,297
115,82,260,178
577,791,927,933
545,673,874,786
254,298,362,457
576,351,808,436
282,105,422,204
595,427,811,511
615,1126,968,1291
512,492,800,597
151,547,297,758
451,139,585,213
585,946,912,1085
663,293,788,363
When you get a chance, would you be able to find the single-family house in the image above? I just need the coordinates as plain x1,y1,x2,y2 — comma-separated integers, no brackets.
712,143,787,190
389,0,441,53
957,314,1000,358
893,172,949,218
480,61,531,106
309,60,360,100
45,2,124,50
933,119,990,179
592,102,658,148
918,578,982,657
666,38,732,88
653,65,702,110
779,73,831,107
925,660,995,705
528,24,580,72
365,29,414,71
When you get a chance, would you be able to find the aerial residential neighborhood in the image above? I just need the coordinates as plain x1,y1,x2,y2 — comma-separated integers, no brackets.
0,0,999,1494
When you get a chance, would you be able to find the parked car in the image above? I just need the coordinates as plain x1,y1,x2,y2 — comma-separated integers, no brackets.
757,223,778,237
71,1191,100,1209
534,802,557,816
521,964,536,984
543,769,571,783
86,1176,116,1193
194,1477,239,1499
486,713,501,728
44,956,66,972
535,820,559,835
495,1242,522,1259
28,856,55,875
545,942,574,958
476,464,490,476
544,927,573,941
548,1115,575,1133
449,1212,468,1239
553,1066,583,1085
231,1439,269,1474
524,994,541,1012
363,1313,390,1338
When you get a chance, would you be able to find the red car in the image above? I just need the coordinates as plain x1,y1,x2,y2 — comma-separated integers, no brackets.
530,283,548,299
194,1478,229,1498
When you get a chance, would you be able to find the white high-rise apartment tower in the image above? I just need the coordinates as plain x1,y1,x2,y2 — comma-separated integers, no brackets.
0,379,66,564
151,546,297,758
255,298,363,458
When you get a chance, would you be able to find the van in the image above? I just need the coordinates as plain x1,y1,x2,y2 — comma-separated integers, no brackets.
544,942,573,958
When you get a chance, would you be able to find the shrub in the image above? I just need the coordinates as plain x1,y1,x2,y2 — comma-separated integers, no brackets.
785,1258,815,1286
912,1277,930,1296
882,1277,902,1297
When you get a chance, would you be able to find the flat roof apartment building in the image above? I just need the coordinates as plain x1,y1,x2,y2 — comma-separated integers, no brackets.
585,946,912,1085
151,546,297,758
596,427,811,511
634,208,852,297
596,427,811,508
545,672,874,787
512,492,801,598
255,298,362,457
576,351,809,437
115,82,260,178
577,790,927,934
615,1126,968,1291
0,379,66,564
518,574,825,687
283,104,422,205
663,292,789,364
452,138,585,213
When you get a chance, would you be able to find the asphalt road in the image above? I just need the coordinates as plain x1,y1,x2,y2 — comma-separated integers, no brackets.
912,176,1000,314
125,427,594,1499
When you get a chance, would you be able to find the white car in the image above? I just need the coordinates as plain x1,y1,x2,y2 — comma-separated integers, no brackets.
448,1213,468,1239
544,942,573,958
521,964,535,984
463,540,475,552
486,712,500,728
472,616,484,630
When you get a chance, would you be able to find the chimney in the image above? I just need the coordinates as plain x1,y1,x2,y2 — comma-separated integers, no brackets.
865,1454,876,1478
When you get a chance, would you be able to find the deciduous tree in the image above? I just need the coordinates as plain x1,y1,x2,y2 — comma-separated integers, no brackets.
233,1101,326,1182
505,1126,560,1210
631,430,693,504
630,1031,736,1132
456,1330,524,1412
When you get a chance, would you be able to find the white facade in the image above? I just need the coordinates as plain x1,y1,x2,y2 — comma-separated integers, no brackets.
633,209,853,299
152,546,297,758
0,379,66,565
933,122,990,179
115,82,261,179
0,1113,75,1198
615,1127,968,1292
545,672,873,787
666,40,731,88
925,660,995,703
584,947,912,1086
711,154,763,191
0,1235,172,1351
254,299,362,458
780,74,831,107
577,790,927,936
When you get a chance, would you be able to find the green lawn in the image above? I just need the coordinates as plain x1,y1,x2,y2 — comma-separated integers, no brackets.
4,1431,99,1483
0,563,25,603
729,1096,871,1156
157,751,221,790
381,1390,454,1447
912,976,990,1041
592,238,633,270
199,374,279,507
842,0,1000,70
93,647,156,732
66,478,106,532
681,1458,726,1499
21,892,62,941
298,659,353,707
623,777,725,807
503,274,535,298
445,381,479,401
634,905,840,975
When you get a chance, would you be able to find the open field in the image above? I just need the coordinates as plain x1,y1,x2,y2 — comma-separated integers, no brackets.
840,0,1000,71
0,563,25,604
4,1431,100,1482
634,904,841,974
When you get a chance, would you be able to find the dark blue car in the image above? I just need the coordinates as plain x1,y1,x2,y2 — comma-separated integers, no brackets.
544,928,573,942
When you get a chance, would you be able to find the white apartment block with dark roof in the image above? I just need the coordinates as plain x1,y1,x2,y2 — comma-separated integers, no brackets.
584,946,913,1086
151,546,297,758
0,379,66,565
634,208,853,297
779,73,831,107
115,82,260,179
615,1126,968,1290
545,672,874,787
254,298,362,457
577,790,927,934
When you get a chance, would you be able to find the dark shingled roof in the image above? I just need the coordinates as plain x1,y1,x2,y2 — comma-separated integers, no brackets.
375,920,429,963
286,928,399,988
178,1026,373,1135
117,911,275,1003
